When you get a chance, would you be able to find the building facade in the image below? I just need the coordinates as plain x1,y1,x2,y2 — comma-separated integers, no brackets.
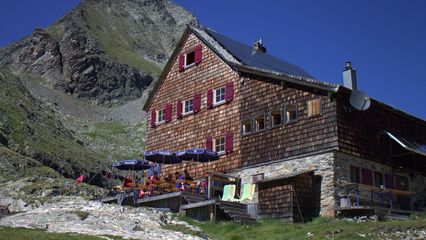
144,25,426,217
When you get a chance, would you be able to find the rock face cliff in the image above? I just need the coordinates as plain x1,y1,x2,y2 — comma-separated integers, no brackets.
0,0,197,182
0,0,197,105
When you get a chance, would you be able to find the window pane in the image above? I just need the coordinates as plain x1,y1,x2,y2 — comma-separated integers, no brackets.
215,87,225,103
242,120,252,134
255,115,265,131
271,111,282,126
285,104,297,123
185,51,195,66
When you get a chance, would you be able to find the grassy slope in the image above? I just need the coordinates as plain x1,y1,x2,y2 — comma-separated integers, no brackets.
180,217,426,240
0,227,125,240
0,65,108,178
83,1,162,75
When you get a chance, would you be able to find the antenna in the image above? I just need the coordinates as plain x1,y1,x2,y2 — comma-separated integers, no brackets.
349,90,371,111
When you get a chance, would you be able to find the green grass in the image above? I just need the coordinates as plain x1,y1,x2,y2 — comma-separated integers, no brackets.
178,217,426,240
84,122,127,139
0,227,106,240
0,65,108,178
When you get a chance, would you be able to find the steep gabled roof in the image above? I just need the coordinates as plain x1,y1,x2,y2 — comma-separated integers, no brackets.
143,25,339,111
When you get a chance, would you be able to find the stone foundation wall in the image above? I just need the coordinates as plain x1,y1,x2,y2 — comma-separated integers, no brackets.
229,151,336,217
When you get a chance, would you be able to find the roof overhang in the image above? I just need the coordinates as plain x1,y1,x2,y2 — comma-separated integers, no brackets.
385,131,426,158
233,64,340,93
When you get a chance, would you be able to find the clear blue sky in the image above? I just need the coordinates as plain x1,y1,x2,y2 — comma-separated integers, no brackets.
1,0,425,120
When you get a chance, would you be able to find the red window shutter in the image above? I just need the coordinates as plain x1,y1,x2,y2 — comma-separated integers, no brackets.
206,137,213,151
361,168,373,185
225,81,234,102
165,104,172,122
178,53,184,72
193,93,201,113
150,110,156,127
225,132,233,154
176,99,182,119
194,45,202,64
385,173,395,189
206,89,213,109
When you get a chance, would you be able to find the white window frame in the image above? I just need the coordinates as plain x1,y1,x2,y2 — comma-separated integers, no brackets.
156,108,166,124
213,136,225,155
213,86,226,106
184,50,196,68
182,98,194,115
242,119,253,136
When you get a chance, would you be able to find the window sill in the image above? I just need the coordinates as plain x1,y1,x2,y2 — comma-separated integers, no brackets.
217,151,226,156
213,101,226,108
284,120,298,125
155,120,166,126
242,132,253,137
182,111,194,117
184,63,196,70
270,124,283,129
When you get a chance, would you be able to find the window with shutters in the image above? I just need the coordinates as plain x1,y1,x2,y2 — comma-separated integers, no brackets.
156,108,165,124
184,51,195,67
242,119,253,135
285,104,297,124
214,87,226,105
183,98,193,114
255,114,266,131
213,136,225,155
307,99,321,117
270,109,282,127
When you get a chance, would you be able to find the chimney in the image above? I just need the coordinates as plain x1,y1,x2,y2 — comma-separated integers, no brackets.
252,38,266,54
342,61,357,91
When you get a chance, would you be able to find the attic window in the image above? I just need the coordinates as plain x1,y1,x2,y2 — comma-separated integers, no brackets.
156,109,166,124
185,51,195,67
271,110,282,127
255,114,266,131
285,104,297,124
242,119,252,135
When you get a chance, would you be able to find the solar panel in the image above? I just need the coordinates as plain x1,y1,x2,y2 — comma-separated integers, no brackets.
205,29,314,79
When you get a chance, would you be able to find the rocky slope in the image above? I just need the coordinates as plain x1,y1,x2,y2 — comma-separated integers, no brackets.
0,0,197,182
0,197,207,240
0,0,197,106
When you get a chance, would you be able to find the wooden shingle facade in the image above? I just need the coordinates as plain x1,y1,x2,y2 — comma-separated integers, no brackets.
144,25,426,217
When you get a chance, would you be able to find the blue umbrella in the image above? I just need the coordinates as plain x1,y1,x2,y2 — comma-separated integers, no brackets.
176,148,219,163
144,150,182,164
112,159,152,171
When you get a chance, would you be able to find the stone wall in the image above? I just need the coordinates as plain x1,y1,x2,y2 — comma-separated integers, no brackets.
229,151,336,217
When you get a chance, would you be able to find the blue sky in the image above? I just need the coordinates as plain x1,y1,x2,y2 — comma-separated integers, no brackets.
1,0,425,120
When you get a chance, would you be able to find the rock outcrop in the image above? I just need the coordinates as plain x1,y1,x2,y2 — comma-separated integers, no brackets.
0,0,197,106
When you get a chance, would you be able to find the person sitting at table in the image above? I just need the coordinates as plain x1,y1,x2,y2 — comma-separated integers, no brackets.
184,169,193,181
150,171,160,181
175,172,184,190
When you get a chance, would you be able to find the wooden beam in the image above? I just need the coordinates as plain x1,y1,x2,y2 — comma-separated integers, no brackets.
136,192,181,204
180,200,216,210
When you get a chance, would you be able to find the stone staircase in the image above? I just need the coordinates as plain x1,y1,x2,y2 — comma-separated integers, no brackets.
217,201,257,224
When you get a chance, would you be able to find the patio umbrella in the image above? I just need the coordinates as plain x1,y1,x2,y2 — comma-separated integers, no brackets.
176,148,219,163
112,159,152,171
144,150,182,164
